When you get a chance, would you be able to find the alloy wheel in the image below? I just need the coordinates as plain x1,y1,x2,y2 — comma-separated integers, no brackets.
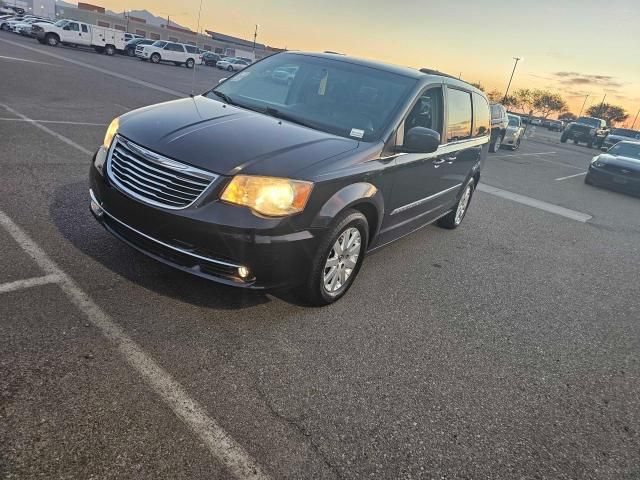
455,184,473,225
323,227,361,294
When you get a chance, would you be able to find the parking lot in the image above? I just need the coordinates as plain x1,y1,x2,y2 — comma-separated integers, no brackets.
1,31,639,480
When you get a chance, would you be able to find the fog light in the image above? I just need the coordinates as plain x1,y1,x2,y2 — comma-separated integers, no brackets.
238,266,250,279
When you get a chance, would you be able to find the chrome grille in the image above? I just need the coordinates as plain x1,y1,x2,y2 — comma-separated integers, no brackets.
107,135,217,209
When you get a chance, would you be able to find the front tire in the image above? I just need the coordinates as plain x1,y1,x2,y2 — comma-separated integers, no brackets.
45,33,59,47
227,65,234,72
150,53,161,64
438,179,475,230
297,209,368,306
560,133,568,143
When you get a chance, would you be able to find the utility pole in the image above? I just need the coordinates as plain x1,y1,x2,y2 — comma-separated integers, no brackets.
577,94,589,117
597,94,607,119
253,24,259,53
632,108,640,130
503,57,523,103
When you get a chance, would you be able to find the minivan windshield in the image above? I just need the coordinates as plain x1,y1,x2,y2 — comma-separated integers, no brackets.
207,53,416,142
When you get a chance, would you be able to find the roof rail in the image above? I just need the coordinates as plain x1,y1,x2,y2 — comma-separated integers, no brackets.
419,68,460,81
324,51,345,55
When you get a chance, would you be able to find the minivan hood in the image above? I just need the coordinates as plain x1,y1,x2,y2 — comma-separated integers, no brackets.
117,96,359,177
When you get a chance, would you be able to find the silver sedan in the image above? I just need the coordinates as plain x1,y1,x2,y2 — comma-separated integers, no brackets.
503,114,525,150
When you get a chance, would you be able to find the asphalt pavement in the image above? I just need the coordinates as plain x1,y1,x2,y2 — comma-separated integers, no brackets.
1,32,639,480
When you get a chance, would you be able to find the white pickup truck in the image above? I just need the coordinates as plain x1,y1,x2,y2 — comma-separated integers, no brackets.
33,19,125,56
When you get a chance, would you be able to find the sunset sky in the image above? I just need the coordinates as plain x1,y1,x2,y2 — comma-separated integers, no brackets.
98,0,639,120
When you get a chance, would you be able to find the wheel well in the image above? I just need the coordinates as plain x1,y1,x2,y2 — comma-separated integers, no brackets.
351,202,378,246
473,171,481,187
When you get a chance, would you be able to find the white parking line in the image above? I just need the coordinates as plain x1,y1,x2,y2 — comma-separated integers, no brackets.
0,54,56,66
0,37,183,98
0,274,62,294
0,117,107,126
0,103,93,156
555,172,588,181
0,209,270,480
477,184,592,222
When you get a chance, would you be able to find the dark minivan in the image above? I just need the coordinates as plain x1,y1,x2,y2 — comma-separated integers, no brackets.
90,52,490,305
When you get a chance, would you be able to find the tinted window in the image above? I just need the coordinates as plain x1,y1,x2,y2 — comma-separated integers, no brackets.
185,45,197,53
152,41,166,48
81,24,88,33
210,53,415,142
576,117,601,127
609,143,640,160
68,22,79,31
404,87,444,140
446,88,472,142
167,43,184,52
473,93,491,136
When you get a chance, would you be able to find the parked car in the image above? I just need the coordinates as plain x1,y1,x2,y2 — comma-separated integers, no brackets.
561,116,609,148
541,119,552,128
34,19,125,56
601,128,640,150
202,51,222,66
489,103,508,152
184,44,204,64
90,51,491,305
124,37,153,56
530,118,543,126
503,114,525,150
585,141,640,196
137,41,198,68
216,58,250,71
124,32,143,42
271,66,298,84
548,120,564,132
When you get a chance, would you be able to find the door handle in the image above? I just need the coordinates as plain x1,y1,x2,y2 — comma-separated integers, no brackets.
433,158,446,165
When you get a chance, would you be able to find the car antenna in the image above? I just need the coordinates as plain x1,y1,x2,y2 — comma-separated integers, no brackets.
191,0,204,97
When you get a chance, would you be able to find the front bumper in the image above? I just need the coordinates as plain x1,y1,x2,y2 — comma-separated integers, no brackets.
89,151,323,290
587,166,640,196
503,130,520,146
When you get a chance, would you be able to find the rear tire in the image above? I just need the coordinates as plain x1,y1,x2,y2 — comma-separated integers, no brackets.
296,209,368,306
560,133,568,143
150,53,161,64
438,178,475,230
186,58,195,69
104,44,115,56
573,139,579,145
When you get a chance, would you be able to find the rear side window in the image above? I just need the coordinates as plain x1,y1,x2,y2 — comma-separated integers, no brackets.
81,24,88,33
167,43,184,52
185,45,197,53
472,93,491,137
446,88,472,142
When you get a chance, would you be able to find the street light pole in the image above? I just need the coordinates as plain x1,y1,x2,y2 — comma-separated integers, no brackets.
503,57,523,103
631,108,640,130
253,24,259,53
577,94,589,117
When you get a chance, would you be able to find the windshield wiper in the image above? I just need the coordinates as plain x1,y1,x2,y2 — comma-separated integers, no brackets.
210,90,234,105
263,107,317,130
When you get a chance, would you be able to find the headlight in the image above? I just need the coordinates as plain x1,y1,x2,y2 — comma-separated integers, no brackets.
103,117,119,149
221,175,313,217
591,157,604,167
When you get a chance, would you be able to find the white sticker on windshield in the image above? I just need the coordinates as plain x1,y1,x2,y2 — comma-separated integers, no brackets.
230,71,250,82
350,128,365,139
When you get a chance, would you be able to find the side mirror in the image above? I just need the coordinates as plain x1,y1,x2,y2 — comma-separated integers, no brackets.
402,127,440,153
218,78,227,84
600,146,608,152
